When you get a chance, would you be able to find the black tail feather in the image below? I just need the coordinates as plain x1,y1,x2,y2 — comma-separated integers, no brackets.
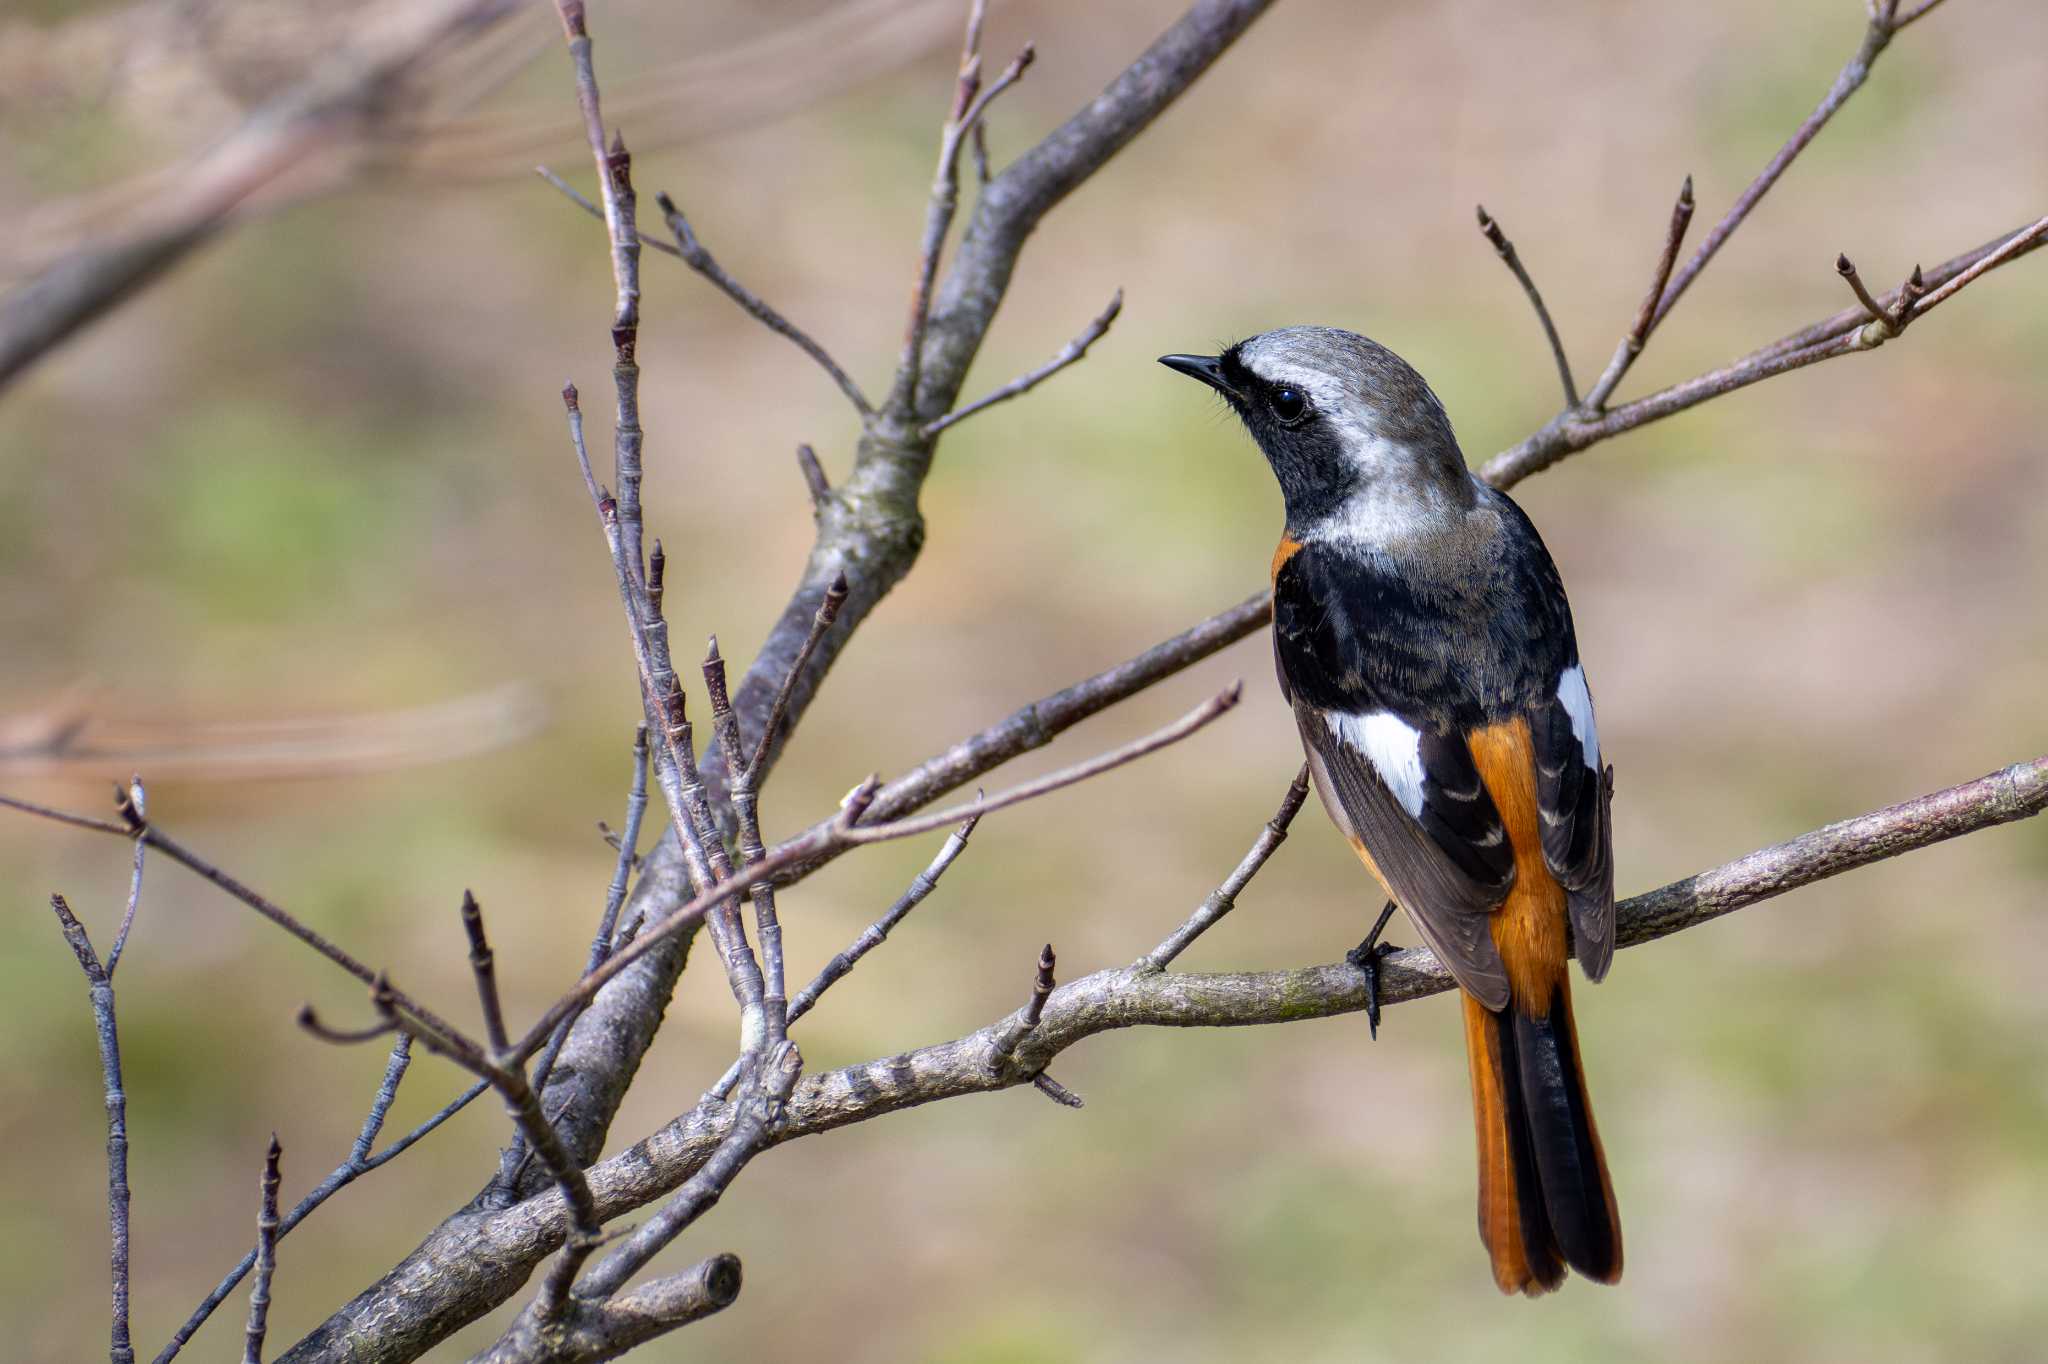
1502,983,1622,1283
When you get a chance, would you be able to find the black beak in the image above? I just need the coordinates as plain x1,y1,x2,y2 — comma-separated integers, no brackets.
1159,353,1240,400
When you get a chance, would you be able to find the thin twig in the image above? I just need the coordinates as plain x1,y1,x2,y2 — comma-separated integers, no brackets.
1140,763,1310,970
1835,252,1890,324
707,807,983,1104
535,166,685,259
841,683,1241,845
552,0,777,1062
745,571,849,782
1581,174,1695,411
242,1137,282,1364
507,683,1240,1063
893,17,1037,412
1480,213,2048,490
154,1036,489,1364
795,443,831,506
1913,216,2048,313
529,725,650,1102
1475,206,1578,407
1032,1073,1085,1107
922,289,1123,436
655,193,873,415
757,591,1272,891
106,777,147,976
460,891,511,1054
709,637,789,1045
1649,0,1933,332
49,894,133,1364
577,1042,802,1301
990,943,1058,1062
302,955,604,1325
788,811,980,1025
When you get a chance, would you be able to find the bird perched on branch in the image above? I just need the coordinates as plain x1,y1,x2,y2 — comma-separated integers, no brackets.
1162,328,1622,1296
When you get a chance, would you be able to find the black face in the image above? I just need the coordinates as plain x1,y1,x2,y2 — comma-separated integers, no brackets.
1160,345,1360,525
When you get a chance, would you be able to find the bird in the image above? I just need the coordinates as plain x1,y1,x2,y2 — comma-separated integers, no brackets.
1161,327,1622,1296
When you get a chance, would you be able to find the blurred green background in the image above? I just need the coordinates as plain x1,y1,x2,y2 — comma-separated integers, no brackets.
4,1,2047,1360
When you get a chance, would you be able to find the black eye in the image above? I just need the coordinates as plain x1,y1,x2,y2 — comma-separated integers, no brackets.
1269,386,1308,425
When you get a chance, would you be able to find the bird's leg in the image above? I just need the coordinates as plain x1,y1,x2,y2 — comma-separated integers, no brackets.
1346,899,1401,1039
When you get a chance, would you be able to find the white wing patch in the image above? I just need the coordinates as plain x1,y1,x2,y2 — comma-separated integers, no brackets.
1558,664,1600,770
1327,710,1426,817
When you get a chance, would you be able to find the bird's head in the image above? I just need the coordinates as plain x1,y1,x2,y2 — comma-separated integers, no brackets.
1161,326,1471,530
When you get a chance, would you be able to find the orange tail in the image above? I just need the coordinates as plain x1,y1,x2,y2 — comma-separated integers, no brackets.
1461,975,1622,1295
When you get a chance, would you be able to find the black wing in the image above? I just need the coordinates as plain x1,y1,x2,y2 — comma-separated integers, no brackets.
1497,492,1616,981
1288,697,1514,1009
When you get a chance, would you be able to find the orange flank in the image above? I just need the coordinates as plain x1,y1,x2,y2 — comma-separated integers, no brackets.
1271,534,1304,582
1465,718,1568,1010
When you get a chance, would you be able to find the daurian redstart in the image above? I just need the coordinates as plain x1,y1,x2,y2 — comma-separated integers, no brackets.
1163,327,1621,1295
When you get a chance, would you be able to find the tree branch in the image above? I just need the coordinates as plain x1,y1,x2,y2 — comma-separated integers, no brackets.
1479,214,2048,490
279,753,2048,1364
0,0,518,393
1648,0,1923,333
491,0,1272,1201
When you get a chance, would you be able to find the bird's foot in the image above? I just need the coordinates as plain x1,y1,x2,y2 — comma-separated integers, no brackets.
1346,900,1401,1040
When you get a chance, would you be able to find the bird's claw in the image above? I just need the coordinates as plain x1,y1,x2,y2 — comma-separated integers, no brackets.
1346,899,1401,1040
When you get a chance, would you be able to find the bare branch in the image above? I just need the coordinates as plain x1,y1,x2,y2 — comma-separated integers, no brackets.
1894,0,1952,28
1580,174,1695,411
152,1037,491,1364
653,193,874,415
795,444,832,507
48,894,134,1364
507,682,1236,1066
922,289,1124,436
243,1137,282,1364
707,806,984,1107
292,752,2048,1360
1835,251,1891,325
1140,763,1310,971
554,1,637,335
990,944,1058,1062
788,811,980,1026
892,23,1038,412
760,594,1269,890
1914,216,2048,313
1475,206,1577,407
0,0,519,393
709,638,790,1047
573,1042,801,1304
460,891,511,1055
746,572,849,782
1480,213,2048,490
839,683,1241,845
1650,0,1937,333
106,777,148,977
470,1255,742,1364
535,166,683,261
283,7,1288,1354
527,726,650,1104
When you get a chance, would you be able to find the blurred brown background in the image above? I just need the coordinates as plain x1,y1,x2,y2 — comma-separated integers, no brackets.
5,1,2047,1360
